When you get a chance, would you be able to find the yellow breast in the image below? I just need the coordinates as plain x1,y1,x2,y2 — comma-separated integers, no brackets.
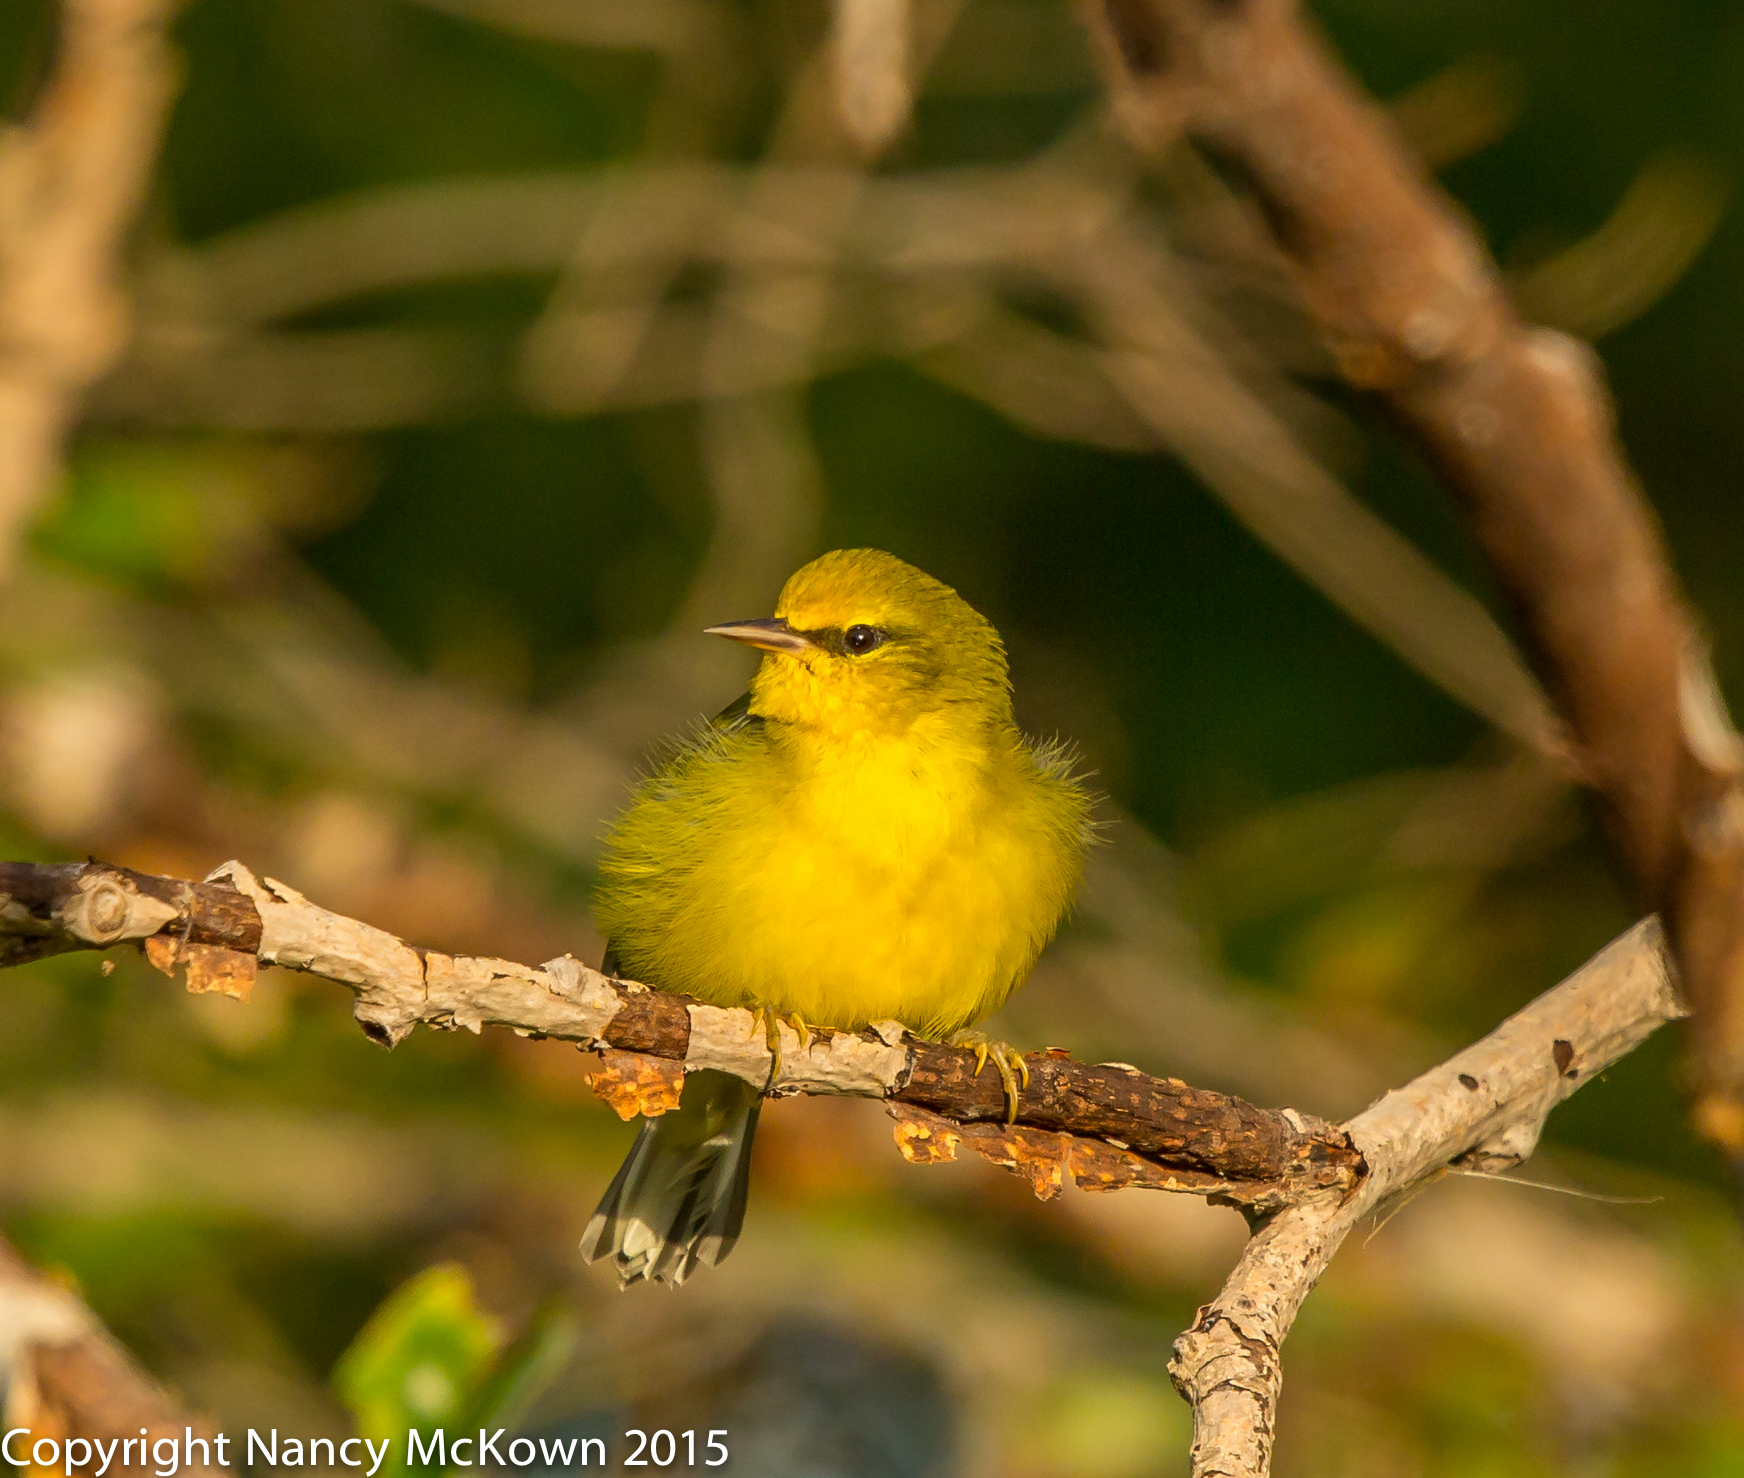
594,714,1087,1041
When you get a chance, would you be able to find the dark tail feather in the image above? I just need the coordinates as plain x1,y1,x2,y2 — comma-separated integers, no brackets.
580,1069,761,1288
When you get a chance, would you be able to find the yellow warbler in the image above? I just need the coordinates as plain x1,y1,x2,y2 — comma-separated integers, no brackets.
581,549,1092,1286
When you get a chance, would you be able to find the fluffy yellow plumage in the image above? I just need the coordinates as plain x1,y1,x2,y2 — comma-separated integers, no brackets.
582,548,1092,1287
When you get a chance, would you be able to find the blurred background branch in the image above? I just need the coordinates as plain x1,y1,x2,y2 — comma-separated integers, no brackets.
1077,0,1744,1168
0,0,185,579
1,1234,232,1474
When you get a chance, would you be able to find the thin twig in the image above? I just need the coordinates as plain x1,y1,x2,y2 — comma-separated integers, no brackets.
833,0,913,155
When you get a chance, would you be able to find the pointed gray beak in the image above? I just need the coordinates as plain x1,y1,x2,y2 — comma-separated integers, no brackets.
704,618,816,656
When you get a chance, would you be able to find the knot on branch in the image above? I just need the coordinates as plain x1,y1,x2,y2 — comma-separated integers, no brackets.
1170,1308,1279,1404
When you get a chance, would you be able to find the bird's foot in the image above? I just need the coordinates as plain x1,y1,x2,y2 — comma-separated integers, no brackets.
746,1007,818,1077
948,1030,1030,1124
747,1005,783,1077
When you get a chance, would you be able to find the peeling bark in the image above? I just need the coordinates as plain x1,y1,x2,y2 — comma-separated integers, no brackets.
0,857,1361,1201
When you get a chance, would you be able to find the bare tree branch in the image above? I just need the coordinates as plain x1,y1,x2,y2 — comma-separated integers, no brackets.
0,857,1363,1207
0,857,1685,1475
833,0,913,155
0,0,185,577
0,852,1681,1224
1075,0,1744,1151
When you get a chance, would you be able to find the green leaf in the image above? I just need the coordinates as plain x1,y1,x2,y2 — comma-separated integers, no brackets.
333,1263,506,1475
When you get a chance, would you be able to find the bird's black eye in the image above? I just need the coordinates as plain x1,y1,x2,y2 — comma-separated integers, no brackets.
843,624,885,655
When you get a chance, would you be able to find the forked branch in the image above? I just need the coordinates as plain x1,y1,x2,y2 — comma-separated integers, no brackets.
1170,920,1680,1476
0,858,1682,1254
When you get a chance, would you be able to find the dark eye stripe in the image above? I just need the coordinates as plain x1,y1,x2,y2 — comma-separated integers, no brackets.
789,623,896,656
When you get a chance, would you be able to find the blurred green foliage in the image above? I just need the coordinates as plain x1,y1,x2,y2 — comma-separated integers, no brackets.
332,1261,578,1478
336,1263,507,1454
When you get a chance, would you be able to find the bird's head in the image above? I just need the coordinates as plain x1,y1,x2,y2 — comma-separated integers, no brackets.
708,549,1011,738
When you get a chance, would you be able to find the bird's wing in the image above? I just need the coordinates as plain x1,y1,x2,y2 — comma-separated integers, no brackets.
598,691,761,979
709,689,762,735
